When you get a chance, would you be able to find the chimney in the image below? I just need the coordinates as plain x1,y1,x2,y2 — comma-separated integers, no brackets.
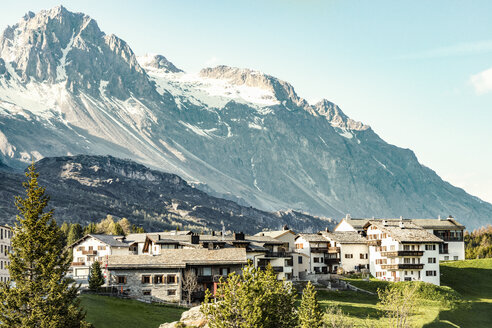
448,215,454,220
283,224,289,231
158,234,161,240
325,227,329,233
399,221,405,229
438,215,441,221
212,231,215,236
234,232,245,241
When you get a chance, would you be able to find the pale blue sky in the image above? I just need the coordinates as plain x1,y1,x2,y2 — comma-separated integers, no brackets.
2,1,492,202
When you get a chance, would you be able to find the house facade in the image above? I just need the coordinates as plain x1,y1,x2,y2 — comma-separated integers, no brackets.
321,231,369,273
366,221,441,285
335,215,466,262
295,234,339,274
105,248,247,302
0,225,12,283
70,234,130,284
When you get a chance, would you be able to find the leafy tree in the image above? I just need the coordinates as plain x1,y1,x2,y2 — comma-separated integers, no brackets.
298,281,323,328
96,215,115,234
88,261,105,291
118,218,131,235
0,163,91,328
202,264,298,328
378,283,419,328
67,223,84,246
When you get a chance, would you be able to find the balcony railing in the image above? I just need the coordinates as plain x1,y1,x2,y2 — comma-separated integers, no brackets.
259,266,283,273
197,275,214,283
264,252,291,258
367,240,381,246
381,264,424,270
324,258,340,264
310,247,340,253
71,262,85,266
82,250,97,255
381,251,424,257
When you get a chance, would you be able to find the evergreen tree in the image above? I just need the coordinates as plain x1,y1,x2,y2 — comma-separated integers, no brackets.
113,222,124,236
67,223,84,246
88,261,105,291
84,223,97,235
0,163,91,328
298,281,323,328
202,264,298,328
60,222,70,238
130,224,145,233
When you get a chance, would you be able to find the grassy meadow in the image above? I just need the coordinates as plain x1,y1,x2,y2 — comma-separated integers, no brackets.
80,259,492,327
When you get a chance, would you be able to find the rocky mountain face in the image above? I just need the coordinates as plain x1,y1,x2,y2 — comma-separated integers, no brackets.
0,6,491,229
0,155,333,233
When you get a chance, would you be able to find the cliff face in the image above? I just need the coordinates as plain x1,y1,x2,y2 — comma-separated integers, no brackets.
0,155,334,233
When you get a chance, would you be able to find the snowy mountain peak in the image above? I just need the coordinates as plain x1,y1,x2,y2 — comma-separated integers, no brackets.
200,65,308,107
137,54,183,73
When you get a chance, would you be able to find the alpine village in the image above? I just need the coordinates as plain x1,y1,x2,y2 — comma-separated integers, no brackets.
1,3,492,328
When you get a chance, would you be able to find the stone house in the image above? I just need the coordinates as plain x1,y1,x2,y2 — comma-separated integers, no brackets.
105,248,247,303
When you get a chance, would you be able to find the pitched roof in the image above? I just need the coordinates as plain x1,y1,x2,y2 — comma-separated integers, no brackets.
69,234,130,248
340,217,465,231
321,231,367,244
367,221,443,243
296,233,328,242
106,248,247,269
255,230,295,239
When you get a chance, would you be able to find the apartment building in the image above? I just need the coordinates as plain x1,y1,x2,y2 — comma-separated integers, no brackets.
365,220,442,285
335,215,465,261
0,225,12,283
105,248,247,302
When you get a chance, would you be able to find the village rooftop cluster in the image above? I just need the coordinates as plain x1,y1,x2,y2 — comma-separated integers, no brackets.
1,215,465,304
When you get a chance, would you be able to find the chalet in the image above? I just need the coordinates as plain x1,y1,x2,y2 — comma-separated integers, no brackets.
105,248,247,302
320,231,368,273
295,233,338,274
70,234,131,284
0,225,12,283
365,220,442,285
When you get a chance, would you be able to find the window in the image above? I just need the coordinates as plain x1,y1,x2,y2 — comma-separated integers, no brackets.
454,256,458,261
77,257,84,263
117,276,127,284
98,246,106,250
444,256,449,261
390,245,395,251
360,253,365,259
345,254,353,259
167,275,178,284
143,290,151,296
404,277,411,281
404,258,411,264
201,267,212,276
428,257,436,264
220,268,229,276
314,257,320,263
425,245,436,251
298,256,303,264
426,271,437,277
167,289,176,296
141,275,151,284
154,275,163,284
296,244,304,249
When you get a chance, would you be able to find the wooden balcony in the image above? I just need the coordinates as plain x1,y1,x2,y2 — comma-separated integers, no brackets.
82,250,97,255
71,262,85,266
381,264,424,270
310,247,340,253
381,251,424,257
197,275,213,283
327,247,340,253
367,240,381,246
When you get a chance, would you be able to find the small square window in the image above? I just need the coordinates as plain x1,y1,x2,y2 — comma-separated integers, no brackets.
141,275,151,284
167,289,176,296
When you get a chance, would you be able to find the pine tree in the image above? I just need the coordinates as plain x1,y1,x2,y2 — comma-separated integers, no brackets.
84,223,97,235
113,222,124,236
67,223,84,246
0,163,91,328
88,261,105,291
298,281,323,328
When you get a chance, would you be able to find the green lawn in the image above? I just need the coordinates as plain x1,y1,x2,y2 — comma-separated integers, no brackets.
80,294,186,328
317,259,492,327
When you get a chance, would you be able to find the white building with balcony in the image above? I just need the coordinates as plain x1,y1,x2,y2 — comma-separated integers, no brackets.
0,225,12,283
365,220,442,285
321,231,369,273
295,233,340,274
70,234,131,284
